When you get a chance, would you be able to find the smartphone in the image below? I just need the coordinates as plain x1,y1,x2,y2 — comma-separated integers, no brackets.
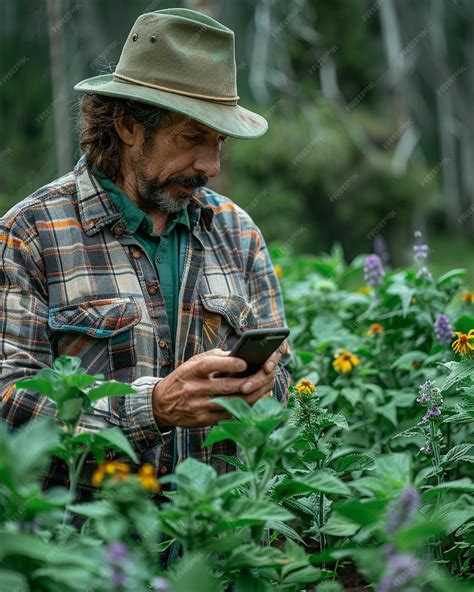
226,327,290,378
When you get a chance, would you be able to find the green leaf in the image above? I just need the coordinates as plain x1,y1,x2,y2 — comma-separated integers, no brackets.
394,520,444,550
386,283,415,317
341,387,360,406
391,351,427,370
437,269,466,287
376,401,398,427
0,569,29,592
436,499,474,535
213,454,248,471
85,381,137,402
58,397,83,422
67,500,114,518
267,520,306,545
321,512,360,536
15,377,56,399
175,457,217,491
333,499,387,526
227,500,293,526
421,478,474,500
440,360,474,391
32,567,98,590
169,553,220,592
273,471,350,501
375,453,412,489
214,472,253,496
333,454,375,475
94,427,139,463
211,396,252,419
441,444,473,468
5,418,59,486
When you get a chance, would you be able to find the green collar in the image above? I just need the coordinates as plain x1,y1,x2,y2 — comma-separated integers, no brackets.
94,167,190,236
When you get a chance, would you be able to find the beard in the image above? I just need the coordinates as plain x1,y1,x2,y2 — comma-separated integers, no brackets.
136,173,208,214
134,150,208,214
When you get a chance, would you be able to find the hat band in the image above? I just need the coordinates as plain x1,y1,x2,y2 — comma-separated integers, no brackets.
113,72,239,105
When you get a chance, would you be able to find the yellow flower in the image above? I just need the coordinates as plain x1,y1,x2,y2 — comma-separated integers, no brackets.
452,330,474,356
461,291,474,304
333,349,360,374
137,464,161,493
91,461,130,487
295,379,316,397
367,323,384,336
357,286,373,295
274,265,283,278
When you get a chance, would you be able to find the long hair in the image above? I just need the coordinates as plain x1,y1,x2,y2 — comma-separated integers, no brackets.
78,94,171,181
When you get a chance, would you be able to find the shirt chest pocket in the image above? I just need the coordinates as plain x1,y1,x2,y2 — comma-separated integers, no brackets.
200,293,257,352
48,297,141,378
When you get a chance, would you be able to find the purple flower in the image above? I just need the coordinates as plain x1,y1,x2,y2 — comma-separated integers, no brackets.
419,379,435,391
106,541,129,564
152,577,172,592
420,442,432,454
364,254,385,287
386,488,420,535
374,235,391,268
434,314,454,345
413,231,432,281
378,552,422,592
416,392,431,406
413,244,429,264
422,406,442,422
106,541,129,590
111,571,127,587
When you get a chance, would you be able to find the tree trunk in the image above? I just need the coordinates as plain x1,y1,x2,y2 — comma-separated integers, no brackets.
46,0,73,175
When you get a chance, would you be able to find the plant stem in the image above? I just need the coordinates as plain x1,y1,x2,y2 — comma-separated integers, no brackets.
319,491,326,567
429,422,442,485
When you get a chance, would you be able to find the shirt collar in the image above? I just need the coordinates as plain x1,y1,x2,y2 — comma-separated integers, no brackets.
74,155,214,235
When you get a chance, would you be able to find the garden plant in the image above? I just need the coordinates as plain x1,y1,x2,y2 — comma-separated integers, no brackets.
0,233,473,591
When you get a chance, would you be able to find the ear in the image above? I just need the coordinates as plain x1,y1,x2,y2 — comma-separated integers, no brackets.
114,115,141,147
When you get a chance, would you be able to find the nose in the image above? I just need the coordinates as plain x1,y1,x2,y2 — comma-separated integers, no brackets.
192,144,221,178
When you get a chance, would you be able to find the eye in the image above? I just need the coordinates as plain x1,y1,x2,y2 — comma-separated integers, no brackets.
184,134,203,143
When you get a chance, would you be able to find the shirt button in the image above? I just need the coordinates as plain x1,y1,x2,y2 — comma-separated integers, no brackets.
156,256,164,264
147,285,158,295
159,466,168,474
147,432,157,441
159,339,167,348
112,222,125,238
132,250,142,259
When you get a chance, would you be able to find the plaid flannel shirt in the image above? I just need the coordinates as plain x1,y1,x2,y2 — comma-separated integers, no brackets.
0,155,290,497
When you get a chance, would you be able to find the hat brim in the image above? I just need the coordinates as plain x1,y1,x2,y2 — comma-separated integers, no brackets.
74,74,267,140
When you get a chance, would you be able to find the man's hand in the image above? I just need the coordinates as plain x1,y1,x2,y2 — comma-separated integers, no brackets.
152,348,281,429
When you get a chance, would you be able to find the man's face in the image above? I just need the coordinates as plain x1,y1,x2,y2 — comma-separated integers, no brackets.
131,112,227,214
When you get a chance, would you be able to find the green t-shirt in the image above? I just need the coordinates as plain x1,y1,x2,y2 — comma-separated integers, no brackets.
95,171,190,346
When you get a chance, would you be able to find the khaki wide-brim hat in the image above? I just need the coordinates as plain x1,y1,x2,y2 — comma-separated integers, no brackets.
74,8,267,140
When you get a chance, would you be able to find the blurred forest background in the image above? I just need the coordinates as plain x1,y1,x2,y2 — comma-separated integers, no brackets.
0,0,473,280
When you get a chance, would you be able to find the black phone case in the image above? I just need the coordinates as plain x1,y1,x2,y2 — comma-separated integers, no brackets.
227,328,290,378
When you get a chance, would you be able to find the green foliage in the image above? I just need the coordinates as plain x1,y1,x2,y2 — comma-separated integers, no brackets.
0,247,473,590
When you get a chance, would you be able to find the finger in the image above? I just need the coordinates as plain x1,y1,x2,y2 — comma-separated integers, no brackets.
239,364,276,394
246,386,274,405
194,411,230,427
191,354,247,378
206,375,251,397
262,351,282,374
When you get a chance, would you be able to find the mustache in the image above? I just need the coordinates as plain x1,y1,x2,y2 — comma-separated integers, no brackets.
165,174,209,189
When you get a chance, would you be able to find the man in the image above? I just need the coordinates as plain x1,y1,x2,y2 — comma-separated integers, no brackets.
0,8,289,493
